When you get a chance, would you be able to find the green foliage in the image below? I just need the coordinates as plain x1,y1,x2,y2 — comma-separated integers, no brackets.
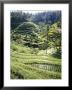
11,22,40,47
11,11,31,29
10,42,61,79
11,62,61,79
31,48,39,55
48,23,61,57
11,11,61,79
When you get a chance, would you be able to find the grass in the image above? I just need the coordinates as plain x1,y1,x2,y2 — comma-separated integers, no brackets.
10,42,61,79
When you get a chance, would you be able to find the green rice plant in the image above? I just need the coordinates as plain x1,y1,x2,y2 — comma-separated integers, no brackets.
10,42,61,79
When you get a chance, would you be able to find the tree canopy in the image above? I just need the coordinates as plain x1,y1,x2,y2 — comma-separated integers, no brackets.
11,11,61,57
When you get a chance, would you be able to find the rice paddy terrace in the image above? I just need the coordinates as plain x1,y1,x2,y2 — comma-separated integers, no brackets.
11,42,61,79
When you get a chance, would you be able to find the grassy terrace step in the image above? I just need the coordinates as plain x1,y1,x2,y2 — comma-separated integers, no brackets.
11,52,61,65
11,58,61,72
11,61,61,79
11,57,61,66
11,42,61,79
11,52,61,61
24,63,61,72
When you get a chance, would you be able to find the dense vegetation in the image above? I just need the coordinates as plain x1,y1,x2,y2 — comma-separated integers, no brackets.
10,11,61,79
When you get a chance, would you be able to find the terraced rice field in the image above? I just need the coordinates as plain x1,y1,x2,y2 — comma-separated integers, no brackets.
11,42,61,79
